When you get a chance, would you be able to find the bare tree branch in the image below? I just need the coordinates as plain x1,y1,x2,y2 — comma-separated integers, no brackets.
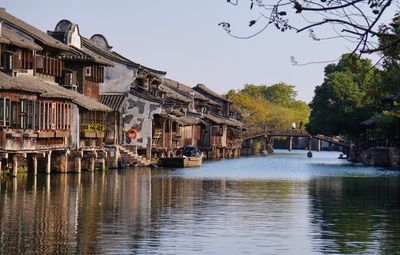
220,0,399,56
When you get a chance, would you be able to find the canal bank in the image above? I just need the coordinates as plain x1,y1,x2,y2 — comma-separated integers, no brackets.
1,150,399,255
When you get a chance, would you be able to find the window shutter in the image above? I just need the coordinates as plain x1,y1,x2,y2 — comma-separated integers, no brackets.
12,51,21,69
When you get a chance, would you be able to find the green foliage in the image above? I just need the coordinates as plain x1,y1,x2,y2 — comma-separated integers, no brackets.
373,113,399,138
307,54,381,138
240,82,298,107
85,123,105,132
228,82,309,134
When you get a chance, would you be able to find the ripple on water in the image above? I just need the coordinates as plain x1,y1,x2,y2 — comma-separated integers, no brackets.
0,151,399,255
163,150,400,181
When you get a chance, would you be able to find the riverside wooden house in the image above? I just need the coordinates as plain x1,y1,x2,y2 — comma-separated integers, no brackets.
193,84,244,159
0,8,111,175
0,8,244,174
48,20,116,170
66,30,167,165
152,79,202,158
161,79,209,149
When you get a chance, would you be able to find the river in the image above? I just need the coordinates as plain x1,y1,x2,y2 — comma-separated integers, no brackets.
0,150,399,255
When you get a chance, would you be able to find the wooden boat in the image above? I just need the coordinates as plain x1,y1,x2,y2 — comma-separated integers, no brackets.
159,154,203,168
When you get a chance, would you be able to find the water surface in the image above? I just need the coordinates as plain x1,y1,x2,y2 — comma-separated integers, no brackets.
0,150,399,254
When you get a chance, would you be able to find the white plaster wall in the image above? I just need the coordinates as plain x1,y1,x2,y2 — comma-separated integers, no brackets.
70,26,81,49
101,63,135,93
123,93,161,148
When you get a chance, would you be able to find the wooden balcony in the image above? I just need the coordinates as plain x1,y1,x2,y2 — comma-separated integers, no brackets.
81,131,105,139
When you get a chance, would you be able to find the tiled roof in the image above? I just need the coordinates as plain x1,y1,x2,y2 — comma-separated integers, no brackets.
83,37,166,75
0,25,42,51
163,78,210,102
82,37,136,67
159,83,192,103
100,93,126,111
66,46,114,66
201,113,243,127
0,8,70,51
194,83,230,102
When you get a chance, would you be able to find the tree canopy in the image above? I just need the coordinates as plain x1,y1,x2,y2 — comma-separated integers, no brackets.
228,82,309,134
307,54,381,137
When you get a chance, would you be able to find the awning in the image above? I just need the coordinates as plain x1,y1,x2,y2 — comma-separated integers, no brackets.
100,94,126,111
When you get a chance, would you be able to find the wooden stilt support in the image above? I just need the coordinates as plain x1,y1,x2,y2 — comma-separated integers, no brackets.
90,157,95,172
63,151,69,173
46,174,51,192
12,155,18,177
146,144,152,161
317,139,321,152
75,157,82,173
288,137,293,151
101,158,106,171
46,151,52,174
32,155,38,176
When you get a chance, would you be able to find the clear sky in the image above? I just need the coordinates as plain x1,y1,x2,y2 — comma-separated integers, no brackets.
0,0,382,102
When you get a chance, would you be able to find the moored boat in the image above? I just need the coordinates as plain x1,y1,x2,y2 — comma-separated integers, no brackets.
159,154,203,168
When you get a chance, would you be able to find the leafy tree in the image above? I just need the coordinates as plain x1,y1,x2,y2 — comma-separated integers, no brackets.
241,82,298,107
228,83,309,134
307,54,381,137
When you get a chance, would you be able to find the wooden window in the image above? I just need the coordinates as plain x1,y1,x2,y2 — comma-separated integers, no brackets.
35,100,40,130
12,50,21,70
212,126,223,136
67,104,71,129
0,98,3,126
85,66,92,77
5,99,10,127
11,101,20,129
0,98,12,127
46,102,50,130
42,102,46,129
60,103,64,130
51,103,56,130
27,100,34,129
3,51,13,72
36,55,44,72
35,55,63,77
20,99,26,129
100,66,104,82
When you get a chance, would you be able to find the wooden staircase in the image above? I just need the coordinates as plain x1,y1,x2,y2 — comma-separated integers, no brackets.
119,146,150,166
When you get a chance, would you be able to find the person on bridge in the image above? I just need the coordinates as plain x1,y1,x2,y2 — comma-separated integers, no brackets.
291,121,296,130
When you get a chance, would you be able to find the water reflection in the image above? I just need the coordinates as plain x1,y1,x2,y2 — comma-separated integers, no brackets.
0,152,399,254
309,177,400,255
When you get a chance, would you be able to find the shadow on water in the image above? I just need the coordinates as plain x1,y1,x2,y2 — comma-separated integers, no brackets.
0,151,399,254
